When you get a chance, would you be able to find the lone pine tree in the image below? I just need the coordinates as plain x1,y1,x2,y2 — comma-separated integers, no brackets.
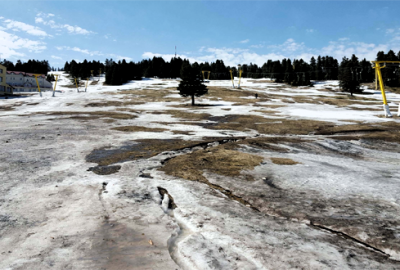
339,56,361,96
177,62,208,106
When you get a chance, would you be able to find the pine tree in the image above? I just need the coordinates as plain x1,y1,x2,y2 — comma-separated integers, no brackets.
177,62,208,106
339,56,361,96
284,59,295,85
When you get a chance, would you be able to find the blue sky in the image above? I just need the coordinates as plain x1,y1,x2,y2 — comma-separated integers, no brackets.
1,1,400,68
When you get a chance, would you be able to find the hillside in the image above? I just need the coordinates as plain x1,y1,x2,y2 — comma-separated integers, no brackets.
1,73,400,269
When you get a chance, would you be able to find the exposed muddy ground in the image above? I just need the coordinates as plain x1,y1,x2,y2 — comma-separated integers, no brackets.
1,75,400,269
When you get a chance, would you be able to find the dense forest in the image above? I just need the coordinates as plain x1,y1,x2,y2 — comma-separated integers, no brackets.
73,51,389,87
0,59,52,75
2,50,400,92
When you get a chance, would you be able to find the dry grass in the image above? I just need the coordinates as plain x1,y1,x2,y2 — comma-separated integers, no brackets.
160,146,264,182
332,131,400,144
85,101,145,107
206,86,269,104
112,126,168,133
104,88,178,102
149,110,211,121
0,105,15,111
171,130,193,135
240,137,306,153
206,115,335,135
270,157,299,165
86,139,218,166
33,111,137,120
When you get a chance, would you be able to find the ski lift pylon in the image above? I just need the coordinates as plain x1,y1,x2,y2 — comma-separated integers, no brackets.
202,70,211,83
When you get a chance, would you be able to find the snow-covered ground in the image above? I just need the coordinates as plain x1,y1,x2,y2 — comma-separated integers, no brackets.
1,73,400,269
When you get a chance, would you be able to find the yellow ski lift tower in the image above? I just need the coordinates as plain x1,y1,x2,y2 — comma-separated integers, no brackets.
202,70,211,83
229,69,235,88
91,70,94,79
237,64,243,89
33,74,42,97
85,78,89,92
74,77,79,92
371,60,400,117
52,74,59,97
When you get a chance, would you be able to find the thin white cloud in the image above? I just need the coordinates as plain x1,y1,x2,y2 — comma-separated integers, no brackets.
143,34,400,68
51,55,62,60
268,38,306,53
250,44,264,49
1,18,48,37
0,30,46,59
35,13,95,35
56,46,103,56
143,48,285,67
385,27,400,41
240,39,250,44
109,54,133,62
56,46,131,61
320,39,390,60
306,29,314,33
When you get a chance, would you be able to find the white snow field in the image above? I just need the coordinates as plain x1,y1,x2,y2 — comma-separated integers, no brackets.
1,73,400,269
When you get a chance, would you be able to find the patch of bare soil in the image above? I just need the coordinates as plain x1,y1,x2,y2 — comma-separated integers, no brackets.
87,165,121,175
206,86,270,104
32,111,137,120
171,130,192,135
270,157,299,165
90,80,99,85
104,88,179,103
237,137,307,153
283,95,381,107
167,104,224,109
85,101,145,107
149,110,211,121
112,126,168,133
0,101,36,111
205,115,334,135
0,105,15,111
160,145,264,182
315,121,400,136
86,139,224,166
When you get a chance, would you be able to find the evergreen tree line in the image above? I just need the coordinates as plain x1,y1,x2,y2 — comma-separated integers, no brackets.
64,60,105,80
376,50,400,87
62,50,400,88
0,59,51,75
99,52,388,87
103,57,232,85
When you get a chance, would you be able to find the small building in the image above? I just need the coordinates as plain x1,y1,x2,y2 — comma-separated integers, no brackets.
6,71,52,93
0,64,13,96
